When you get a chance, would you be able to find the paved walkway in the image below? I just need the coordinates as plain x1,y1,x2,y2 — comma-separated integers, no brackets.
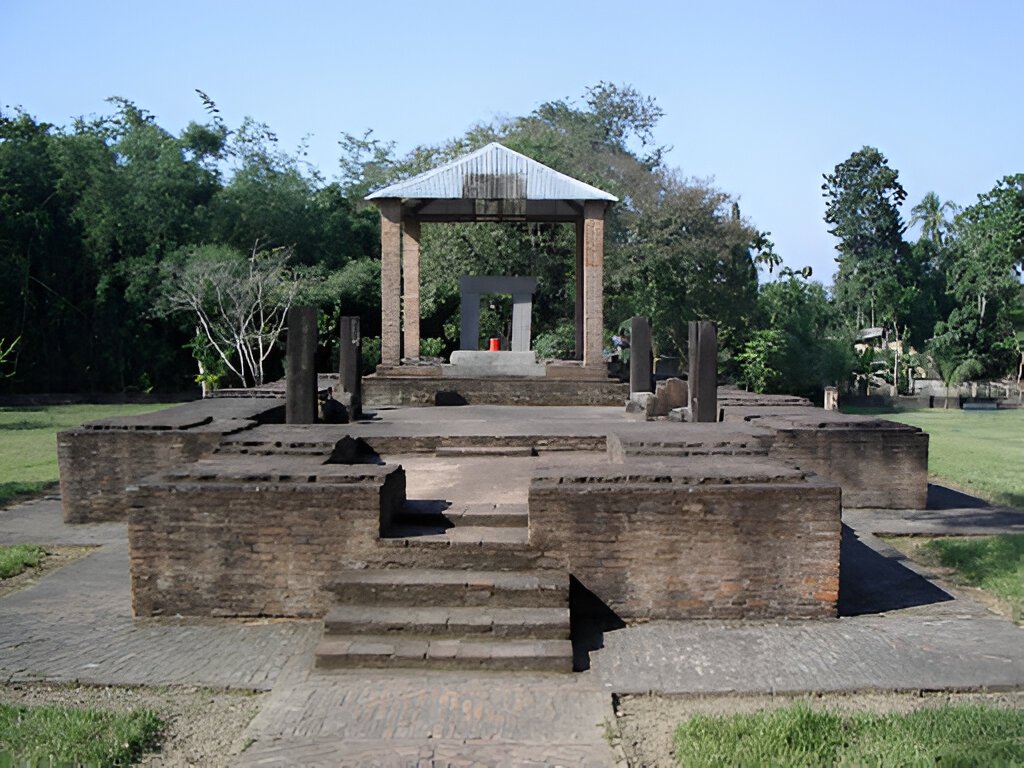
1,477,1022,766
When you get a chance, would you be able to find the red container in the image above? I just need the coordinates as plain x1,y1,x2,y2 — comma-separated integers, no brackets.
488,338,500,351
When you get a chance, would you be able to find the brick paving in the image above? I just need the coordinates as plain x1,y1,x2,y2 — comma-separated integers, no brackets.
2,475,1023,766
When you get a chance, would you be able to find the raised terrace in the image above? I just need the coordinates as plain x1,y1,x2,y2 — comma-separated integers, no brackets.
59,392,927,672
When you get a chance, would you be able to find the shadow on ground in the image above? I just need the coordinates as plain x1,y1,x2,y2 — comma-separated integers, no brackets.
570,577,625,672
838,524,952,616
928,483,991,510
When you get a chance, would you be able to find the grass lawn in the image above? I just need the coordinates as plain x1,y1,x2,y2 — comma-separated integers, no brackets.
913,534,1024,623
674,702,1024,766
0,544,45,579
0,403,174,508
881,408,1024,510
0,702,162,765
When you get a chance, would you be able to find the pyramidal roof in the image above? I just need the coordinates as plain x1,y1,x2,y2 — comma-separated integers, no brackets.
365,142,617,202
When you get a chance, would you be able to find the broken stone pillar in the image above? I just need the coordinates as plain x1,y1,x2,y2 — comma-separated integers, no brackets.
338,316,362,419
286,306,317,424
688,321,718,423
824,386,839,411
629,316,653,394
511,292,533,352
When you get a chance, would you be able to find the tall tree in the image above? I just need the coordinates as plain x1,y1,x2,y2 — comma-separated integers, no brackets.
822,146,911,334
942,174,1024,377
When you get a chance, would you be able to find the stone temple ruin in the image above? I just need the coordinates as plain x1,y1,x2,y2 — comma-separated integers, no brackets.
56,144,929,673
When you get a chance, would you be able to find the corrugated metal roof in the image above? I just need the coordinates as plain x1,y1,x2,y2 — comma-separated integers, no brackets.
365,142,617,202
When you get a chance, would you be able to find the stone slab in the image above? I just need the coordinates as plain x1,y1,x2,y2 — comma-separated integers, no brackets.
445,351,546,378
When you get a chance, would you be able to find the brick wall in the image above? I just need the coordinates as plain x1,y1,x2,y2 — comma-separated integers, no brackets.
128,463,406,618
58,429,225,523
769,426,928,509
528,459,841,620
363,376,628,406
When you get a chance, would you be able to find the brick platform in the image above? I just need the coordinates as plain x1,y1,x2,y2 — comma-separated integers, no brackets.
529,456,841,619
58,398,284,523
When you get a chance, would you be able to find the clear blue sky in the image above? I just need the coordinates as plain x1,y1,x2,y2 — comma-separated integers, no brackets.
3,0,1021,283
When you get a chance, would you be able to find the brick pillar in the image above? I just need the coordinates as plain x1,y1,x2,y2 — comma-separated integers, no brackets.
575,218,584,360
378,198,402,368
582,201,605,368
402,218,421,360
629,316,653,394
286,306,317,424
688,320,718,422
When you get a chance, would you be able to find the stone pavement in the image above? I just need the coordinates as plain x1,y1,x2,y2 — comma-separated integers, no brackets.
0,498,320,691
1,475,1023,766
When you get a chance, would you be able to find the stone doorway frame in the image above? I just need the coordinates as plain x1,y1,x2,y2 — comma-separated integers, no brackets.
459,275,538,352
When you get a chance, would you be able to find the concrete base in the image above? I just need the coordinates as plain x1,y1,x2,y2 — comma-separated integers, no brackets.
363,376,628,407
444,351,546,378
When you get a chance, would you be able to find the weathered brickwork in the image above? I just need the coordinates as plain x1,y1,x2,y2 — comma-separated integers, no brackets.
58,428,225,523
57,398,283,524
363,376,628,407
529,459,842,620
128,461,406,618
768,425,928,509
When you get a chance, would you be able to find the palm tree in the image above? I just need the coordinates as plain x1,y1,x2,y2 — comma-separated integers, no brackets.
909,191,959,247
929,340,983,409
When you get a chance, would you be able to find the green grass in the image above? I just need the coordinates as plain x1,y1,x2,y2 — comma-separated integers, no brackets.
674,702,1024,766
0,544,45,579
917,534,1024,623
0,403,174,508
0,702,162,765
881,409,1024,510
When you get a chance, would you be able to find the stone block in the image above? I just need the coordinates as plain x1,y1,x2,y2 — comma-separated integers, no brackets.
444,351,546,378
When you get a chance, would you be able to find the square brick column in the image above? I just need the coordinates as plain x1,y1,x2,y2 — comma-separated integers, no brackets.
377,198,402,367
402,218,421,360
583,201,606,368
575,219,584,360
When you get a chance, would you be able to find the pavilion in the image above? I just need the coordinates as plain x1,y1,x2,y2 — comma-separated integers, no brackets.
365,143,617,375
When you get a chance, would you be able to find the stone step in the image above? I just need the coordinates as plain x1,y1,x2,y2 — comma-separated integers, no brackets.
382,525,529,546
323,605,570,639
314,635,573,672
328,569,568,608
394,502,528,530
435,446,536,457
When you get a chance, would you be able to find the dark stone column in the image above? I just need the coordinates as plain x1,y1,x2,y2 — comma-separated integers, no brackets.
286,306,317,424
688,320,718,422
338,316,362,419
629,316,653,394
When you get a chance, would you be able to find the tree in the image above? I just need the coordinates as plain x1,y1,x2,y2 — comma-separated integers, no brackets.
347,84,765,363
943,174,1024,377
909,191,959,247
0,337,18,378
928,335,983,409
822,147,912,334
158,244,307,388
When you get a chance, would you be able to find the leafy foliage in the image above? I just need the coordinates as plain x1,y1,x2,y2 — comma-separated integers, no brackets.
0,544,45,579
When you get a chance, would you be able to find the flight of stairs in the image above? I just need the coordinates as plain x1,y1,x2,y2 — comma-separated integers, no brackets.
314,501,573,672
